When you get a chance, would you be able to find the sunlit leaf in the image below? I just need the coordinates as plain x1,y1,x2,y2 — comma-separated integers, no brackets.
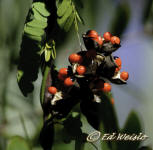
32,8,47,22
33,2,50,17
57,4,73,28
17,1,50,96
26,19,47,29
24,26,44,37
57,0,71,17
24,33,43,42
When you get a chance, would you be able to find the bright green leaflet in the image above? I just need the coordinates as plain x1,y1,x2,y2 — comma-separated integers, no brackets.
57,0,71,17
24,25,44,37
32,8,48,22
33,2,50,17
24,33,43,42
57,4,73,28
26,19,48,29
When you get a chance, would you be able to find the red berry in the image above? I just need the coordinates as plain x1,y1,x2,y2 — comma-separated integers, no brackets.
86,30,98,38
58,73,65,80
48,86,57,94
76,65,86,75
101,83,111,92
64,77,74,86
69,53,82,64
86,49,96,58
110,36,120,45
103,32,112,41
115,57,122,66
92,36,103,46
59,68,68,77
114,57,122,72
120,71,129,81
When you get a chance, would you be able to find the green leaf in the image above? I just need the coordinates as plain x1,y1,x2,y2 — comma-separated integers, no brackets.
117,111,142,150
32,8,47,22
64,12,75,32
17,35,41,96
57,3,73,29
24,25,44,37
24,33,42,42
6,136,31,150
57,0,71,17
26,19,47,29
17,2,49,96
45,50,51,62
33,2,50,17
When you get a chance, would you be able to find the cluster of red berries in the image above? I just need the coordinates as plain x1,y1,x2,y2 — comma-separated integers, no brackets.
85,30,120,45
47,30,129,105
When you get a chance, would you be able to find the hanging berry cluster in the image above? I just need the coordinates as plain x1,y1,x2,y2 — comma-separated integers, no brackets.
46,30,129,119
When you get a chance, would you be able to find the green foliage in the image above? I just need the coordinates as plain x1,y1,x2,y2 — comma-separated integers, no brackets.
17,2,50,96
6,136,31,150
17,0,83,96
56,0,83,32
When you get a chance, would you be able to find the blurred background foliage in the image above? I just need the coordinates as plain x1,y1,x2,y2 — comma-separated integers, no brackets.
0,0,153,150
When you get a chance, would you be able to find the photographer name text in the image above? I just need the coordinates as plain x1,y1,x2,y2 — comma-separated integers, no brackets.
87,131,148,142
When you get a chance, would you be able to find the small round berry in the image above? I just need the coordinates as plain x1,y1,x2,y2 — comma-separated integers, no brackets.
59,68,68,77
86,49,96,58
69,53,82,64
92,36,103,46
120,71,129,81
101,83,111,92
48,86,57,94
114,57,122,67
58,73,65,80
110,36,120,45
64,77,74,86
76,65,86,75
103,32,112,41
86,30,98,38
